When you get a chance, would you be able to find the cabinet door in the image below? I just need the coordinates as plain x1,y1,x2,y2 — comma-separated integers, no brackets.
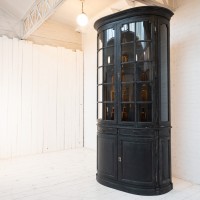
119,22,136,123
97,133,117,180
97,28,116,121
118,20,154,126
118,135,155,186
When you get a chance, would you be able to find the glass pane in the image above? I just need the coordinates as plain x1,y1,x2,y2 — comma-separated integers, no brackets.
98,103,103,119
136,62,152,81
103,103,114,120
160,24,169,121
121,83,134,102
105,46,114,65
121,23,135,43
98,67,103,84
98,85,102,102
137,103,152,122
121,43,134,62
121,64,134,82
136,42,151,61
103,66,114,83
136,83,152,101
121,65,134,82
136,21,151,41
103,84,114,102
121,103,135,121
105,29,115,47
98,32,103,49
98,29,115,49
98,49,103,66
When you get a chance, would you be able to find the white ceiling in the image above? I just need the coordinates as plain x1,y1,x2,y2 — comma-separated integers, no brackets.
0,0,35,37
0,0,176,38
50,0,119,27
0,0,35,19
0,0,122,37
0,0,141,38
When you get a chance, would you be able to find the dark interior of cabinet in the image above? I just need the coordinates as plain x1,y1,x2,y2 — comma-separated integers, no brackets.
98,21,153,123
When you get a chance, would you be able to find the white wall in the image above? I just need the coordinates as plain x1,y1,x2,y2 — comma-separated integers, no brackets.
171,0,200,184
83,26,97,150
0,36,83,159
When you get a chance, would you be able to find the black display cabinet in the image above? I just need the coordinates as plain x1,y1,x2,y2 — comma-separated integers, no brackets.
94,6,174,195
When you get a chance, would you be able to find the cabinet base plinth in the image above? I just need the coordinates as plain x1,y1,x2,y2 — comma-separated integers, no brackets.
96,174,173,196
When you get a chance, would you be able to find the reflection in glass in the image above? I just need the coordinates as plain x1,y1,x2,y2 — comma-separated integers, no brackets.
98,49,103,66
121,43,134,62
98,85,102,101
106,29,115,46
121,83,134,102
121,23,135,43
110,84,115,102
98,103,102,119
103,84,115,102
105,46,114,65
111,106,114,120
138,103,152,122
136,42,151,61
121,103,135,121
160,24,169,121
97,28,115,72
136,21,151,41
98,32,103,49
121,65,134,82
103,103,114,120
103,66,114,83
98,67,102,84
98,29,115,49
136,83,151,101
136,63,152,81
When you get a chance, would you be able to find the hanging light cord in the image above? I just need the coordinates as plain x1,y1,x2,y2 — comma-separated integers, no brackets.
81,0,85,14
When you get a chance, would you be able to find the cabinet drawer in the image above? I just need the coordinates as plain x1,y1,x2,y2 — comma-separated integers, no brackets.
97,127,117,135
118,128,155,138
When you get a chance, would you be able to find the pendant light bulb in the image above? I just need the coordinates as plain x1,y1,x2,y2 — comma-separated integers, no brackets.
76,12,88,26
76,0,88,27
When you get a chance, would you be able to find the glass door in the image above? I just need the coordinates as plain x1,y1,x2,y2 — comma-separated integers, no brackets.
136,21,153,124
120,23,135,122
119,20,153,124
97,28,115,121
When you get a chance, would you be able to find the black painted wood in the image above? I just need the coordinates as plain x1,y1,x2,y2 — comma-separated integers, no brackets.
95,6,174,195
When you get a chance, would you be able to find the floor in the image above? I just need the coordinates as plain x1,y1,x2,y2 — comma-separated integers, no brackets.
0,149,200,200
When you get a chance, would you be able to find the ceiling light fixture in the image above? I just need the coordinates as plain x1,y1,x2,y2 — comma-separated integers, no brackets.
76,0,88,27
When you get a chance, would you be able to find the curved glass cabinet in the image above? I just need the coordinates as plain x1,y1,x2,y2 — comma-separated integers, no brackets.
95,6,174,195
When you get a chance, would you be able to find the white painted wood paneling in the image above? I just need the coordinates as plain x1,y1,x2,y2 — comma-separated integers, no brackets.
0,36,83,159
76,50,84,148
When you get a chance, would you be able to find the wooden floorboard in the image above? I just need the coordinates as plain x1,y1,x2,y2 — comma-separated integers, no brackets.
0,148,200,200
